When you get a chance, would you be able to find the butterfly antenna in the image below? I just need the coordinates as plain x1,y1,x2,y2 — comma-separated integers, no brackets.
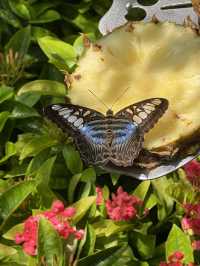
110,87,130,110
88,89,110,110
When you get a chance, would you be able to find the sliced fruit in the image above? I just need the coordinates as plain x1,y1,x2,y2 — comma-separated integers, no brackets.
67,21,200,153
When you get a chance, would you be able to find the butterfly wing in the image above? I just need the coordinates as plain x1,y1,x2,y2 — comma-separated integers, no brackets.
44,104,107,165
115,98,169,133
44,103,105,135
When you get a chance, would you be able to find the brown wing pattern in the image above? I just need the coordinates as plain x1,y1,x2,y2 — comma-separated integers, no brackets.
44,103,105,135
115,98,169,133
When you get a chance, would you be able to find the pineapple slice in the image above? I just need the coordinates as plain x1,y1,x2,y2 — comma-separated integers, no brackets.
68,21,200,152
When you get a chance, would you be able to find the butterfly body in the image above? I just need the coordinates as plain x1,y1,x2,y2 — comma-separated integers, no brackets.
77,113,142,167
44,98,168,167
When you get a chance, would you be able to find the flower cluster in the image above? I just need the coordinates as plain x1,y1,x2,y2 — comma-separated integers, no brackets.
15,200,84,256
183,160,200,189
159,251,196,266
181,203,200,236
105,186,144,221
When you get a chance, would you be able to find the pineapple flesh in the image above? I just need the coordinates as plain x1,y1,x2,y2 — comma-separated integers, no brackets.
68,21,200,154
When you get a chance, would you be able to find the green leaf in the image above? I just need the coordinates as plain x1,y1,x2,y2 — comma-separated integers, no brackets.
38,218,63,266
63,145,83,174
82,224,96,256
166,224,194,264
129,231,156,259
19,135,57,160
93,220,132,237
81,167,96,183
38,36,77,69
0,111,10,133
31,2,58,18
68,173,82,203
8,0,31,20
3,162,28,179
3,223,24,240
30,10,61,24
72,196,96,224
0,86,14,104
26,149,51,176
31,26,54,41
0,180,36,229
36,156,57,208
5,26,31,57
17,80,66,97
15,93,41,107
0,8,21,28
10,102,39,119
0,243,17,259
0,142,16,165
133,181,151,201
77,245,131,266
151,177,174,220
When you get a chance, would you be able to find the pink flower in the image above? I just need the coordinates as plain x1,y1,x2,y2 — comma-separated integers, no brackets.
96,187,103,205
159,251,195,266
23,241,37,256
105,186,144,221
183,204,200,218
192,240,200,250
182,204,200,236
74,229,85,240
51,200,65,214
168,251,184,262
15,233,25,244
184,160,200,189
15,200,84,256
62,207,76,217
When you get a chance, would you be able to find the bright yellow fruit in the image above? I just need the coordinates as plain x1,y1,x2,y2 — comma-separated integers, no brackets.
68,21,200,152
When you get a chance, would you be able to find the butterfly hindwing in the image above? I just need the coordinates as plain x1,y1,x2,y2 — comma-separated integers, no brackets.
115,98,168,133
44,104,105,135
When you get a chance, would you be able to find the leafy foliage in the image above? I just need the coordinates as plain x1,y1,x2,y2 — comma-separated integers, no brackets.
0,0,200,266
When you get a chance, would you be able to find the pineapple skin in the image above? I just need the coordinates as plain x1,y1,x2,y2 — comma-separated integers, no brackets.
68,21,200,151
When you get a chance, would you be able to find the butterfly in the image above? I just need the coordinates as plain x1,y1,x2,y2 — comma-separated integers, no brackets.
44,98,168,168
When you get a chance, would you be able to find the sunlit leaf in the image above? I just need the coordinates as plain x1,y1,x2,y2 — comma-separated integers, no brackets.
38,218,63,266
17,80,66,97
166,224,194,264
0,86,14,104
72,196,96,224
0,142,16,165
63,145,83,174
38,36,76,69
0,180,36,229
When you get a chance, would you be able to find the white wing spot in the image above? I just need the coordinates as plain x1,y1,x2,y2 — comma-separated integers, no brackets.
144,109,151,114
144,104,155,111
152,99,161,105
74,118,83,127
74,111,80,115
59,108,72,116
63,113,71,119
68,115,77,123
133,115,142,124
52,105,61,110
139,112,147,119
126,108,133,114
83,110,91,117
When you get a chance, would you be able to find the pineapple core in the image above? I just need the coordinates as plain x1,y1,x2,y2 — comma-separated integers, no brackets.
68,22,200,151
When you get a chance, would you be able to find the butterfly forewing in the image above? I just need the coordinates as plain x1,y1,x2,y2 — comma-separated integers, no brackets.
44,104,105,135
115,98,168,133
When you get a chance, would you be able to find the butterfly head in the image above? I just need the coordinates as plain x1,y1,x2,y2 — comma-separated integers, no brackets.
106,109,114,117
